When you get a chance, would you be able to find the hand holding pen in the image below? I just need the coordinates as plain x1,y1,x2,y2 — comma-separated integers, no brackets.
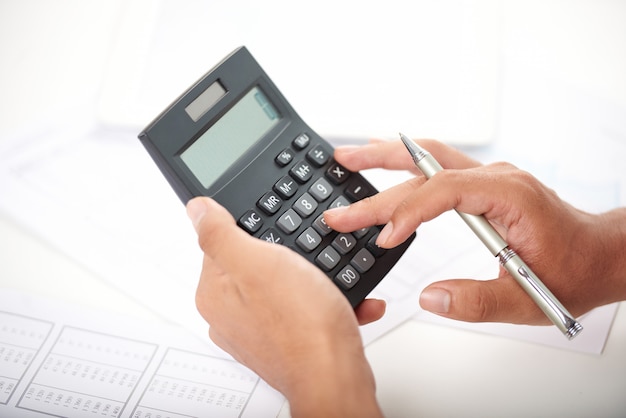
397,133,581,339
325,137,626,337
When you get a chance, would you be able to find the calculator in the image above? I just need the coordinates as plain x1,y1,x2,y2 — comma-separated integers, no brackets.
138,46,415,307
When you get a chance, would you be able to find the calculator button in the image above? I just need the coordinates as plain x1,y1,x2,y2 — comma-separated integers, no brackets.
366,233,387,257
316,246,341,271
308,177,333,202
328,195,350,209
275,148,294,166
326,163,350,184
335,265,360,290
276,209,302,234
257,191,283,215
238,209,263,234
293,133,310,149
351,248,375,273
352,227,370,239
313,214,333,236
274,176,298,199
260,228,284,245
332,233,357,255
345,178,374,202
306,144,331,167
296,227,322,252
290,160,313,184
293,192,318,218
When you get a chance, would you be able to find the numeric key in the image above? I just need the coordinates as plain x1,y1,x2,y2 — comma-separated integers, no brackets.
316,246,341,271
293,193,318,217
308,177,333,202
335,265,360,290
296,227,322,252
276,209,302,234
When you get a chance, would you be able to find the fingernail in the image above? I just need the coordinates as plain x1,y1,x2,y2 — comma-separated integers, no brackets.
376,221,393,247
419,288,451,314
186,198,209,229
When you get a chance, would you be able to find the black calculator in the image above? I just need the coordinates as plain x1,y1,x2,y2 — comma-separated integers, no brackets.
138,46,415,307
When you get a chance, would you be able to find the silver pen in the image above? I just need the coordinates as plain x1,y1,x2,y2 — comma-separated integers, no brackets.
398,133,583,339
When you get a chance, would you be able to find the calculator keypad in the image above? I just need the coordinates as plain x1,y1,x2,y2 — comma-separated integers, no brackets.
238,132,388,301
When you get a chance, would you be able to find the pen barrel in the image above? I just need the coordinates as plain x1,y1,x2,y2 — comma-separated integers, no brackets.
455,211,508,256
499,248,583,339
417,153,444,178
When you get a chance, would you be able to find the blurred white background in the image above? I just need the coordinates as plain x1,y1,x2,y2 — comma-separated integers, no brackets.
1,0,624,144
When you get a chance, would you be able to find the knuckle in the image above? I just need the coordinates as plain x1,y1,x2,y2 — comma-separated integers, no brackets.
461,284,498,322
392,195,414,220
407,175,427,189
475,291,497,322
510,168,539,188
467,294,493,322
389,177,429,222
489,161,518,171
431,167,461,186
359,193,388,225
508,169,559,205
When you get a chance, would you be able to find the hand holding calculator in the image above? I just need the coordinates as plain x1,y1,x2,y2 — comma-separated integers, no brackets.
138,47,414,307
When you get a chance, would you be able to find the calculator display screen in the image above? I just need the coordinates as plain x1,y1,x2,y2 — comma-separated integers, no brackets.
180,86,281,188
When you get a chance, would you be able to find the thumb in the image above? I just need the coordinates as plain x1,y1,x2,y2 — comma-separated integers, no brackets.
418,278,549,325
186,197,247,258
354,299,386,325
186,196,235,231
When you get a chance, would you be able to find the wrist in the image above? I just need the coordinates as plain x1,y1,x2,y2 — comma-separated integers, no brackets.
285,338,382,418
595,208,626,301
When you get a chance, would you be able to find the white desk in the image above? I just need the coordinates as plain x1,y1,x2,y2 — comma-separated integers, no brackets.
2,205,626,417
